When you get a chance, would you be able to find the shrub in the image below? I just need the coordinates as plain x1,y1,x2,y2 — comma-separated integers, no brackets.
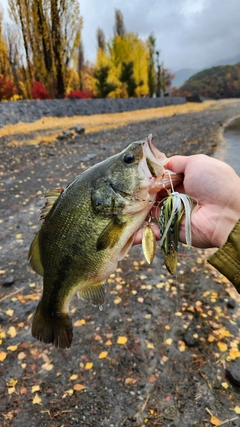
0,73,18,101
31,81,50,100
66,90,93,99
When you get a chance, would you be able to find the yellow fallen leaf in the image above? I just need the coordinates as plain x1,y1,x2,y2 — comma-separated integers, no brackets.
74,319,86,327
65,389,74,395
98,351,108,359
221,382,229,389
208,334,215,343
234,406,240,414
70,374,78,381
147,342,154,349
85,362,93,370
8,326,17,338
114,297,122,304
179,343,186,352
73,384,85,391
0,331,6,339
32,385,40,393
0,351,7,362
8,387,16,395
210,414,222,426
32,393,42,405
6,309,14,316
7,379,18,387
7,345,18,352
117,336,128,345
217,342,228,352
165,338,173,345
42,363,53,371
16,233,22,238
18,352,26,360
229,349,240,359
105,339,112,346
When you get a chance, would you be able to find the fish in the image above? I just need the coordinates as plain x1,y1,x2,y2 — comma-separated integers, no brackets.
28,134,183,348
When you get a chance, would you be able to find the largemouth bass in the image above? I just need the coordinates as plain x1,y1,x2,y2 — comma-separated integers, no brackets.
28,134,182,348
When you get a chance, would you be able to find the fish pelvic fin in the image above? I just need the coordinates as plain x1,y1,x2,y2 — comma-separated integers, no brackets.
28,231,44,276
96,216,126,251
79,282,105,306
32,301,73,349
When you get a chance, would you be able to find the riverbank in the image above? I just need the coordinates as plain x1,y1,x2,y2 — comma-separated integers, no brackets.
1,99,240,427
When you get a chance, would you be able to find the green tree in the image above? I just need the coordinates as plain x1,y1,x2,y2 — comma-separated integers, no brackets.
119,61,137,97
94,65,116,98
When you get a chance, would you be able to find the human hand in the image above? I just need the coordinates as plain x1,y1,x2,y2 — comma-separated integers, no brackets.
162,154,240,248
134,154,240,248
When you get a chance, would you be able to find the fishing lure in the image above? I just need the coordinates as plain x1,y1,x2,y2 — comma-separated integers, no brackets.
142,222,156,264
158,192,193,274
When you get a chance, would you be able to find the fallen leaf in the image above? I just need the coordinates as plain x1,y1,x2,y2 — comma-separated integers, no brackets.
117,336,128,345
18,352,26,360
7,379,18,387
98,351,108,359
32,393,42,405
6,309,14,316
8,326,17,338
0,351,7,362
32,385,40,393
42,363,53,371
217,342,228,352
210,414,222,426
114,297,121,304
20,387,28,395
70,374,78,381
165,338,173,345
74,319,86,327
8,387,16,395
221,382,229,389
234,406,240,414
85,362,93,370
7,345,18,352
73,384,85,391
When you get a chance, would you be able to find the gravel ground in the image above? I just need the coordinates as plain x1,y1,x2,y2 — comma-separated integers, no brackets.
1,99,240,427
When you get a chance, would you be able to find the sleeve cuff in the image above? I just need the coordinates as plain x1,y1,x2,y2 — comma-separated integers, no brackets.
208,219,240,292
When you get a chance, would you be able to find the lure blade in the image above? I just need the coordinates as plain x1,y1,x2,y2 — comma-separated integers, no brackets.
142,226,156,264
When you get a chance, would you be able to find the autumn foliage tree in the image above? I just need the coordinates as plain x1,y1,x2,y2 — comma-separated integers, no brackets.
7,0,83,98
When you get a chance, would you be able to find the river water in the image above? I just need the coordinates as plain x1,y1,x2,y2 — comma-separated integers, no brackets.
214,117,240,175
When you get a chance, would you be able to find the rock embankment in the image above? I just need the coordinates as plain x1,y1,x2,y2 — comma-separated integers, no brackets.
0,97,186,128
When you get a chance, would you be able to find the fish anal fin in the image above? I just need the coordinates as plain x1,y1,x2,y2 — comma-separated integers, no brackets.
39,187,63,220
32,301,73,349
28,231,44,276
78,283,105,306
97,216,126,251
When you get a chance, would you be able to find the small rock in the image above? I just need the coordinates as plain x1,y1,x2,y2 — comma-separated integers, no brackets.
2,275,15,287
0,312,8,323
70,125,85,134
227,297,236,309
57,130,73,140
183,330,198,347
226,360,240,386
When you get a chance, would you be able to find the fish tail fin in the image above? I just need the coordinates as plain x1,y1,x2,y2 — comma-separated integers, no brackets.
32,301,73,349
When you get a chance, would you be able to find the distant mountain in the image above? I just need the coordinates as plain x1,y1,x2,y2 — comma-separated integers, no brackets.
213,54,240,67
174,63,240,99
171,68,200,88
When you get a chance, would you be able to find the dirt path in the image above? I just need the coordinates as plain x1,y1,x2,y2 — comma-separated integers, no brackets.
1,99,240,427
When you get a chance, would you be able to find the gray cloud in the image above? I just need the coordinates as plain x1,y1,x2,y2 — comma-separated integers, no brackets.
2,0,240,71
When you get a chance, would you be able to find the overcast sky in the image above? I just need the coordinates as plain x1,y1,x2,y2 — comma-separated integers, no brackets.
1,0,240,72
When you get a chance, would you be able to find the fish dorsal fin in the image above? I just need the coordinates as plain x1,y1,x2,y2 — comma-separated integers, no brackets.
78,283,105,306
39,187,63,220
28,231,44,276
96,216,126,251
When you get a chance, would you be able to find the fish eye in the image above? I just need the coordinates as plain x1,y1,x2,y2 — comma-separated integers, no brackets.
123,153,135,164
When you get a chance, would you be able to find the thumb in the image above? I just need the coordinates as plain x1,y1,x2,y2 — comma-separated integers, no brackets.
165,155,190,174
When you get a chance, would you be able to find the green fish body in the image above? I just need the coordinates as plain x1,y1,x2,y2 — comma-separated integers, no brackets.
29,135,182,348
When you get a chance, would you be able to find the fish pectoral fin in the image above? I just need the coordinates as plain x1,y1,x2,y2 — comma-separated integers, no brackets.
78,283,105,306
39,187,63,220
96,216,127,251
28,231,44,276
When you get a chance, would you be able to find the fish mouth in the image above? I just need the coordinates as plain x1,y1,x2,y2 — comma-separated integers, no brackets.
142,134,183,190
